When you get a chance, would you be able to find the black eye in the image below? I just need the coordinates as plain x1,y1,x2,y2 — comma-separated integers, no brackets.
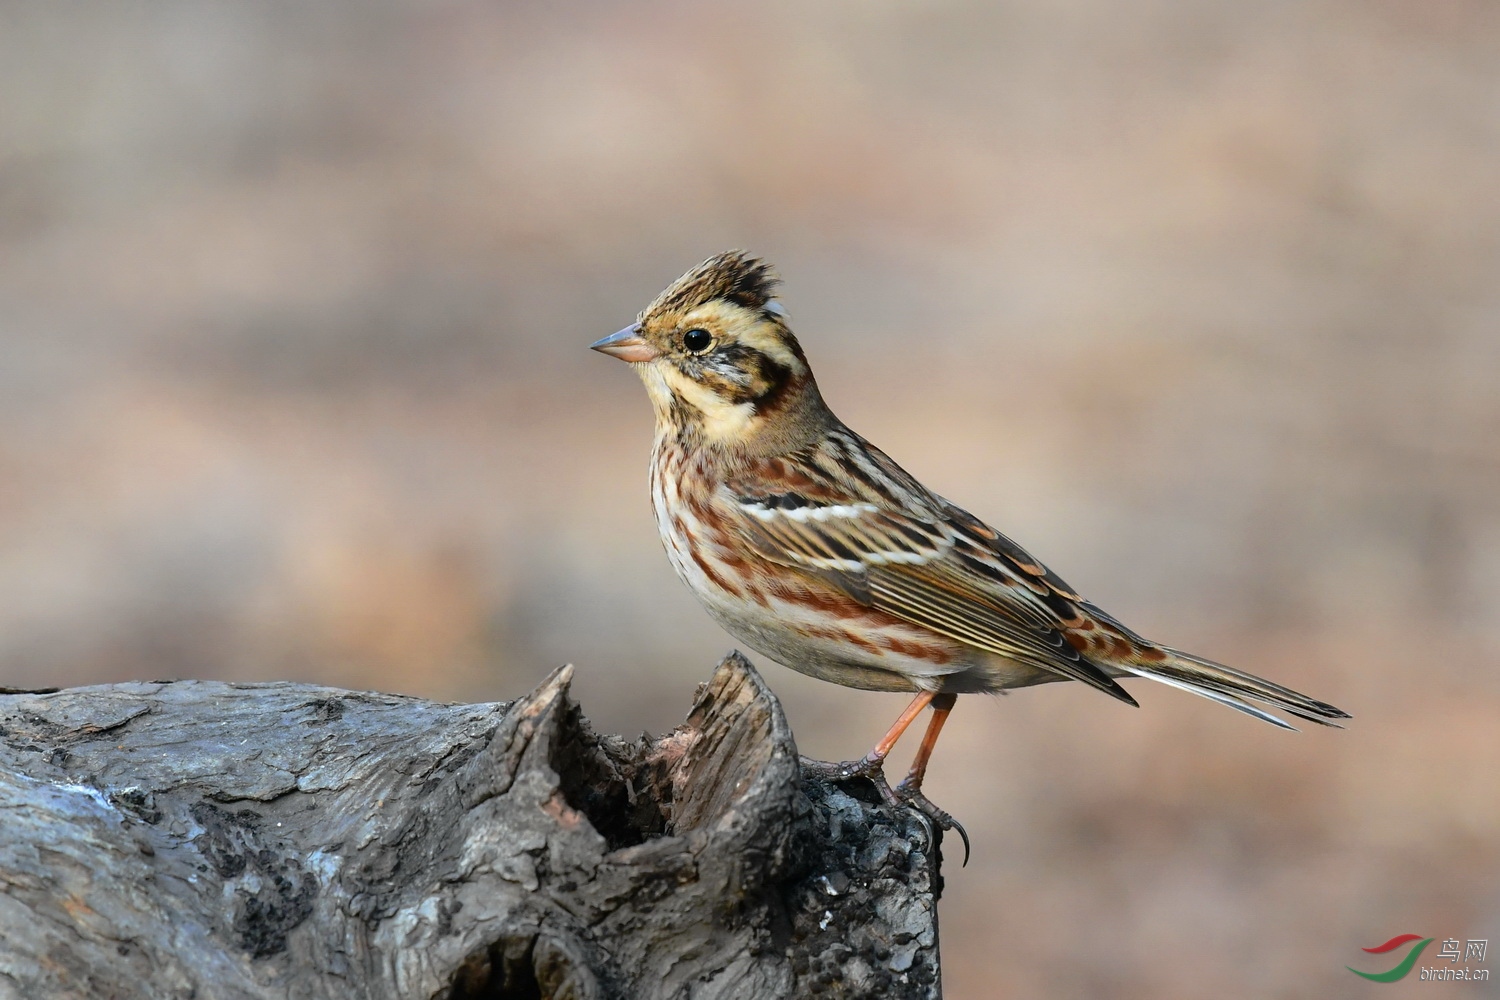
682,328,713,353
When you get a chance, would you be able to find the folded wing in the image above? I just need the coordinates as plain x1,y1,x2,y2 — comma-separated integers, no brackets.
726,486,1139,704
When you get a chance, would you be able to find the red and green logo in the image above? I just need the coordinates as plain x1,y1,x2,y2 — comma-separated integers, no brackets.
1348,934,1434,982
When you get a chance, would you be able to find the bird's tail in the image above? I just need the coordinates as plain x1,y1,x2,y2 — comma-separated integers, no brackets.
1120,647,1350,731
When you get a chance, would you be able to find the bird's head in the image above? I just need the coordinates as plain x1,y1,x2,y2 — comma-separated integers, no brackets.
592,251,829,453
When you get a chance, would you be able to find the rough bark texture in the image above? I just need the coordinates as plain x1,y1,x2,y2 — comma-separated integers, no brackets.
0,653,943,999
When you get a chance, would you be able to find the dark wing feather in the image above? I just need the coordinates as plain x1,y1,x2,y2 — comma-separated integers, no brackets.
725,488,1138,704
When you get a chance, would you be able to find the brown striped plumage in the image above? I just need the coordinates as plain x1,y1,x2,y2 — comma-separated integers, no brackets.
593,251,1348,854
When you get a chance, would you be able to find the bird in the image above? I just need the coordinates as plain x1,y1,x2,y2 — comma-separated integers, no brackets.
591,250,1349,861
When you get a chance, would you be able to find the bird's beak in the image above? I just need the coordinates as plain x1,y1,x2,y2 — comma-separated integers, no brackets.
590,326,660,363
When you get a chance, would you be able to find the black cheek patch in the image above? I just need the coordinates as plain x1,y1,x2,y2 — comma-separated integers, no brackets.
749,358,794,414
684,344,796,411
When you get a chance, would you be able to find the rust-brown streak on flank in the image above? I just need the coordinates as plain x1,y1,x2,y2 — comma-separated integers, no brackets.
690,548,741,597
765,579,869,619
800,622,884,656
683,491,716,525
762,579,950,663
744,585,773,608
717,550,750,572
880,635,954,663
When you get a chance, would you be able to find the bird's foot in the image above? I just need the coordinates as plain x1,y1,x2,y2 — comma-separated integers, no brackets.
798,689,967,862
800,752,887,783
799,754,903,805
799,756,967,862
893,777,970,867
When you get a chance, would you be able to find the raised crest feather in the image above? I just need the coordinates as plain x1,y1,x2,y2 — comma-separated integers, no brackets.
640,251,781,321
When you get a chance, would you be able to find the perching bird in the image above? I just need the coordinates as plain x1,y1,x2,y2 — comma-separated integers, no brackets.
592,251,1348,859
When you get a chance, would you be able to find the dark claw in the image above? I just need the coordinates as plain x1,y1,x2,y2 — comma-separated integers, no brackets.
893,779,971,867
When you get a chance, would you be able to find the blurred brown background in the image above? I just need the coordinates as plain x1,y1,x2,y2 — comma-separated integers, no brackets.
3,1,1498,996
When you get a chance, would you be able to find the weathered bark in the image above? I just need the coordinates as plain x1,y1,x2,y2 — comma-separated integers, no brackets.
0,653,943,999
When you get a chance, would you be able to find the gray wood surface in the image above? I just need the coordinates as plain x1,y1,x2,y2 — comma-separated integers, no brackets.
0,653,942,999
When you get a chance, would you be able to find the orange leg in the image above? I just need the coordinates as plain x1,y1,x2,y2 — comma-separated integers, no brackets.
898,693,956,791
867,691,935,763
804,691,934,781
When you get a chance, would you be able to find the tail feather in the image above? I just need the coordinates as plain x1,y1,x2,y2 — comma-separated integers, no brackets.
1119,647,1350,731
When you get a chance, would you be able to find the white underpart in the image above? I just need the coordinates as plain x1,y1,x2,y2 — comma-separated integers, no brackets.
650,454,693,583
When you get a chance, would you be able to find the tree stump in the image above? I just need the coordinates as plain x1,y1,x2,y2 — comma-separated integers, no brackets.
0,653,943,999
